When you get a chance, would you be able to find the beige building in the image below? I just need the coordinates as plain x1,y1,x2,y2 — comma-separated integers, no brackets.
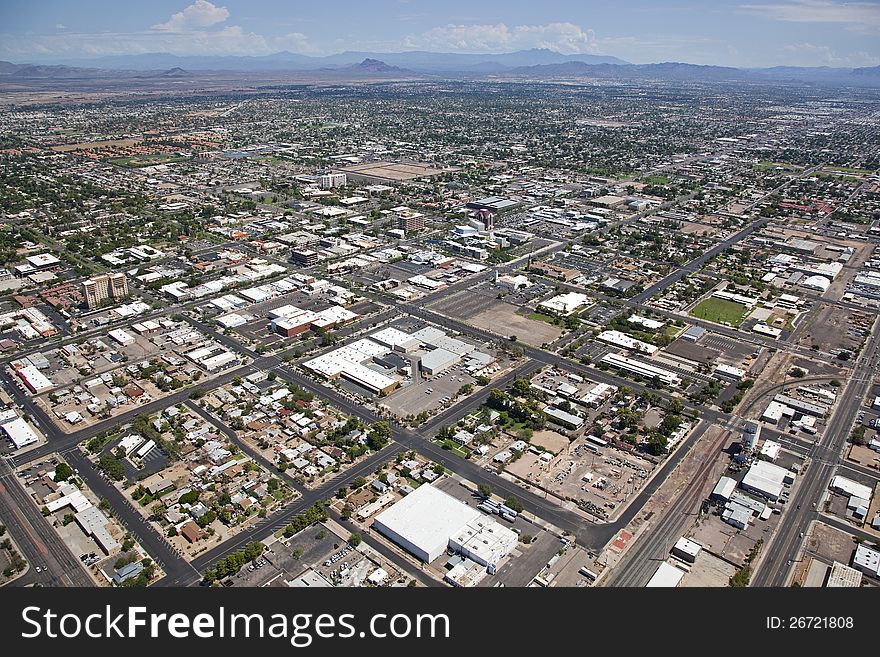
83,273,129,309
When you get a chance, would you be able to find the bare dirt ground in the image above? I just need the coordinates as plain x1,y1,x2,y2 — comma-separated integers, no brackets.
469,304,563,346
529,430,570,454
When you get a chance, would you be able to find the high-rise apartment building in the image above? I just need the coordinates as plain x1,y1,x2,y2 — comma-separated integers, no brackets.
83,273,130,309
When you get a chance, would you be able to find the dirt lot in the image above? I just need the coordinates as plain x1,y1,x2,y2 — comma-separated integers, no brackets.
795,303,872,355
679,550,737,587
469,302,562,346
530,430,570,454
848,444,880,470
503,434,656,520
804,520,859,565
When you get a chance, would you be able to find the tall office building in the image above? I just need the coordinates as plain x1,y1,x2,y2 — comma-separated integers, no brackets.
83,273,130,309
397,214,426,234
319,173,347,189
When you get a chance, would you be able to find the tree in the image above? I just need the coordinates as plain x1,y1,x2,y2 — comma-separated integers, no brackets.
179,490,200,505
504,496,524,513
647,432,669,456
98,454,125,481
54,463,75,482
348,532,362,547
729,566,751,587
367,421,391,451
477,484,493,499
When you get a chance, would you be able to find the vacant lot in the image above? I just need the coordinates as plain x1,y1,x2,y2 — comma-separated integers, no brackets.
529,430,569,454
690,297,748,327
469,303,562,346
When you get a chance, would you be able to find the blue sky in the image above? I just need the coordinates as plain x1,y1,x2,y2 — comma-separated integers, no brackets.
1,0,879,67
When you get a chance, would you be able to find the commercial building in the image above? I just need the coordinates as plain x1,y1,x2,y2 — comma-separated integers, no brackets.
370,327,421,353
773,394,827,418
83,273,129,309
397,214,425,233
830,476,872,501
319,173,347,189
420,348,460,375
672,537,702,564
373,484,482,563
184,345,239,372
302,341,399,395
852,544,880,579
108,328,136,346
372,483,515,570
290,250,319,267
753,323,783,339
545,406,585,430
715,363,746,380
538,292,589,316
1,416,40,449
15,363,53,393
646,562,686,587
24,253,61,270
826,561,862,587
75,506,120,554
760,440,782,462
597,330,658,355
628,314,665,331
495,274,531,291
681,326,707,342
762,400,792,424
711,476,737,501
600,353,680,387
740,460,795,501
465,196,520,213
722,505,752,530
449,517,518,573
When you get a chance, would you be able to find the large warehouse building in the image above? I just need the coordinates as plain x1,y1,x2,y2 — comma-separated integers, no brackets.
372,484,517,568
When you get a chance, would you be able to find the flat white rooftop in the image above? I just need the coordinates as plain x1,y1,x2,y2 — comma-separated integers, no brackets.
372,483,480,562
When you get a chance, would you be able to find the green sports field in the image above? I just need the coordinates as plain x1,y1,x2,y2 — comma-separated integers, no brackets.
690,297,749,327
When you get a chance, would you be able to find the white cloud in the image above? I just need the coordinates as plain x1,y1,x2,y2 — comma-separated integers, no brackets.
152,0,230,33
0,27,271,59
405,22,599,55
275,32,319,54
55,24,66,30
738,1,880,27
783,42,880,66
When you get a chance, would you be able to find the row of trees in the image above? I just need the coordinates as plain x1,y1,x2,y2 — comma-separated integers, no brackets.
202,541,265,584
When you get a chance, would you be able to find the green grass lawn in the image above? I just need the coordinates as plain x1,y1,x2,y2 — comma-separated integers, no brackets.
527,312,557,324
642,174,671,185
753,160,801,172
822,166,872,175
690,297,749,327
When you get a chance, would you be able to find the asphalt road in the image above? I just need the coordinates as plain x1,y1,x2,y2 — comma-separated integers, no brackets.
602,421,730,587
0,457,93,587
61,449,202,586
750,316,880,586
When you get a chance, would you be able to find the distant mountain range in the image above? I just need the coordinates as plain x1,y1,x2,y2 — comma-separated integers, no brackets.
503,60,880,85
6,48,629,74
1,49,879,86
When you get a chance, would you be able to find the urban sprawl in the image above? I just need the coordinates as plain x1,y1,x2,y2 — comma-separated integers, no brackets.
1,76,879,591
